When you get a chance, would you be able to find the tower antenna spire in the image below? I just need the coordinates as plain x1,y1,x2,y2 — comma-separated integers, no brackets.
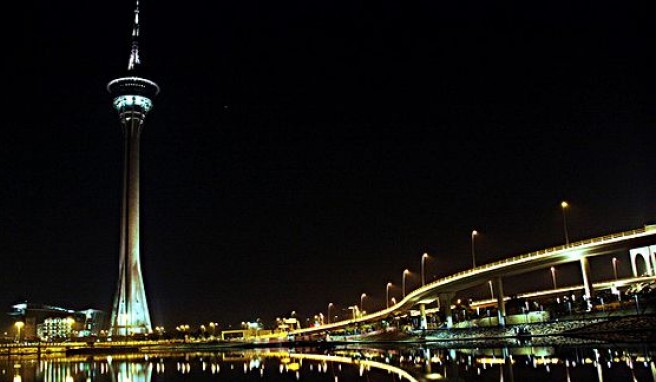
127,0,141,71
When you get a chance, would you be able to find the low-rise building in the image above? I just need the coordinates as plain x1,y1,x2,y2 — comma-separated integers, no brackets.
8,302,105,341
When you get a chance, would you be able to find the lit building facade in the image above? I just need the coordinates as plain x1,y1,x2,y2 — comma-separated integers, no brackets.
8,302,105,341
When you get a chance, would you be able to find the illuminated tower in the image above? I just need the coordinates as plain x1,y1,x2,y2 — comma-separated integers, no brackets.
108,0,158,335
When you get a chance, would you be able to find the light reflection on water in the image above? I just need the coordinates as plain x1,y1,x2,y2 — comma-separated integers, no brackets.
2,345,656,382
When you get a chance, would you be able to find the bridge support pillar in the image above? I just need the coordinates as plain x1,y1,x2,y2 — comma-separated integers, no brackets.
580,257,593,300
419,303,428,330
439,293,455,329
492,277,506,327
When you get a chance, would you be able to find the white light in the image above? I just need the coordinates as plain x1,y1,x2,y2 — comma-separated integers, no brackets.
113,95,153,112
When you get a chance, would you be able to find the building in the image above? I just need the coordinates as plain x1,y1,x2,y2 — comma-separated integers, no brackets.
8,302,106,341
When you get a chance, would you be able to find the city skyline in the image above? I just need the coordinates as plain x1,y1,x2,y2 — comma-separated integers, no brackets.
4,0,654,329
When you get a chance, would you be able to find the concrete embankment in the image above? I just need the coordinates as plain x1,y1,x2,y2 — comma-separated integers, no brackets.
565,314,656,343
336,315,656,345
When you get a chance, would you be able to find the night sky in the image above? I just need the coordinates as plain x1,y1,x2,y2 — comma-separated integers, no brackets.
5,0,655,330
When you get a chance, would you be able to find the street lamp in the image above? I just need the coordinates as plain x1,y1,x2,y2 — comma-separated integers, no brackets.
360,293,367,312
402,269,410,298
14,321,24,343
348,306,357,320
328,303,334,324
471,230,478,268
551,266,557,289
421,253,429,286
561,201,570,245
209,322,217,336
386,282,393,309
612,257,618,280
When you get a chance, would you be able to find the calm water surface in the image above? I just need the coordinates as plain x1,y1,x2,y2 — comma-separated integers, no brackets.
2,344,655,382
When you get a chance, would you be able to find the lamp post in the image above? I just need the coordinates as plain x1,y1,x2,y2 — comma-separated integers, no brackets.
328,303,334,324
612,257,618,280
402,269,410,298
209,322,216,336
348,306,357,321
551,266,557,289
360,293,367,313
421,253,429,286
386,282,393,309
14,321,24,343
561,201,570,245
471,230,478,268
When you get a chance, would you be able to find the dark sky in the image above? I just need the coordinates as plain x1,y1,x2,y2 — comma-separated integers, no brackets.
5,0,655,330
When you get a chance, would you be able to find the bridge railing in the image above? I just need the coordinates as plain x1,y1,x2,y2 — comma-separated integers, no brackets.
420,227,649,291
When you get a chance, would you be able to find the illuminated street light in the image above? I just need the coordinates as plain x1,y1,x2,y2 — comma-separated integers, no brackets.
386,282,393,309
612,257,618,280
561,201,570,245
390,297,397,305
402,269,411,298
360,293,367,312
471,230,478,268
551,266,557,289
14,321,24,343
328,303,334,324
348,306,357,320
421,253,429,286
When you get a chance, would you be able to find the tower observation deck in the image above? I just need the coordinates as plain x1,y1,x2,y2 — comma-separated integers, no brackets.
108,0,159,336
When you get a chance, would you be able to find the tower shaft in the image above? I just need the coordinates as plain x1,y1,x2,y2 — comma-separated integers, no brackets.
110,109,152,335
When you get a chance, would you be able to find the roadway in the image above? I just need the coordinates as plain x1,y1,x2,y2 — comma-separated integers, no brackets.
289,225,656,335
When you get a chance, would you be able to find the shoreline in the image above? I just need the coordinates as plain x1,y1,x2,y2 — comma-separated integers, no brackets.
2,315,655,356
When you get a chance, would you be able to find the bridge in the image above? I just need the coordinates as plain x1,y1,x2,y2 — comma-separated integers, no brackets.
289,225,656,335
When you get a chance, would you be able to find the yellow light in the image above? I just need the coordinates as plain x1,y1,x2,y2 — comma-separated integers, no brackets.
561,201,568,208
287,363,300,371
14,322,24,329
477,358,514,365
425,373,444,380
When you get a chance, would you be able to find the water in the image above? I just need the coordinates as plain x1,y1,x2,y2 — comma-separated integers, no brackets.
2,344,655,382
